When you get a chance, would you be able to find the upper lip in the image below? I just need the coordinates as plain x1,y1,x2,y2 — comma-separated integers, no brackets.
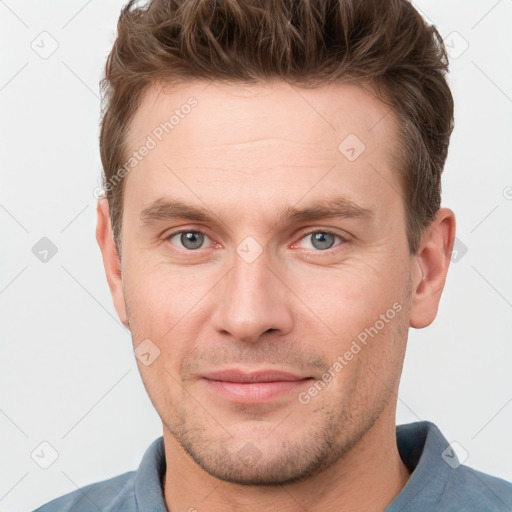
201,369,310,383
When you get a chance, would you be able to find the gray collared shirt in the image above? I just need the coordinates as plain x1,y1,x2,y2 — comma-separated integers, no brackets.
33,421,512,511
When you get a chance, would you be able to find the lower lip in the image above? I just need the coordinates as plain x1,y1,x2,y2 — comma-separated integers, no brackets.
202,378,312,404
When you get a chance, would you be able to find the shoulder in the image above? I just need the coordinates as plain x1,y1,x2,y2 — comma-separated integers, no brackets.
32,471,136,512
32,436,166,512
444,464,512,510
391,421,512,511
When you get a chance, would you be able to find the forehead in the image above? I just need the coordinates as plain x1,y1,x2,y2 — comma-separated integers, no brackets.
123,79,402,223
127,78,397,158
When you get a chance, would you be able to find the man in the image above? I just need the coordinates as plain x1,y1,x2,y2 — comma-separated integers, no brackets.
34,0,512,510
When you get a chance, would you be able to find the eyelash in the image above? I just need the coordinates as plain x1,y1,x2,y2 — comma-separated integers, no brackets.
165,228,347,254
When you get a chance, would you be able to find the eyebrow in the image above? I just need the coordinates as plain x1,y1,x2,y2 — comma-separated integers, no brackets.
139,196,375,228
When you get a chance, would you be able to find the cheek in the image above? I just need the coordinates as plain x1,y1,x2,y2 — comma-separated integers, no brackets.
285,254,409,394
123,260,218,372
310,302,408,416
124,257,211,319
287,253,408,331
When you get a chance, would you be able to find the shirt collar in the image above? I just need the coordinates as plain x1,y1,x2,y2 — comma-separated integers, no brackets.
134,435,168,511
386,421,453,510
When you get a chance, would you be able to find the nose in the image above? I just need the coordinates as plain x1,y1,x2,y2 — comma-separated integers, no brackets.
210,247,294,343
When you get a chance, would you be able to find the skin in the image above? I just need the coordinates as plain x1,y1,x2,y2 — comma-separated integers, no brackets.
96,79,456,511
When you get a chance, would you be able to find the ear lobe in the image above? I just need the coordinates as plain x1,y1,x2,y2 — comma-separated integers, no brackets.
95,197,128,328
409,208,456,329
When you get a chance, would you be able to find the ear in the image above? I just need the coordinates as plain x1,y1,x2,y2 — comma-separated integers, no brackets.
409,207,456,328
95,197,129,329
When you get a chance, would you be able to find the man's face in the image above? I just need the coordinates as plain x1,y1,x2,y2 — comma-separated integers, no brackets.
112,80,416,484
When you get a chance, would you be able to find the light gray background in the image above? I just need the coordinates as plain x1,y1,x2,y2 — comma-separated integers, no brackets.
1,1,511,511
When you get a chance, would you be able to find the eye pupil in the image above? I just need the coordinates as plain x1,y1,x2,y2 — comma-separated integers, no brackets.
311,232,335,250
181,231,204,250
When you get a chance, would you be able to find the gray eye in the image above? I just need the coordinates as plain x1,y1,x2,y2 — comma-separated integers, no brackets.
309,232,336,250
179,231,204,250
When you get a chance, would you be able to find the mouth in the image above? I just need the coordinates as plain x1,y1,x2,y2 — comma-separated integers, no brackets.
200,369,314,404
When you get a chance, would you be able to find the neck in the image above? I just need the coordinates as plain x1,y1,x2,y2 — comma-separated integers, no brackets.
162,408,411,511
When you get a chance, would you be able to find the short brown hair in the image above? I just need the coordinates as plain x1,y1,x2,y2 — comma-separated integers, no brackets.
99,0,454,255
